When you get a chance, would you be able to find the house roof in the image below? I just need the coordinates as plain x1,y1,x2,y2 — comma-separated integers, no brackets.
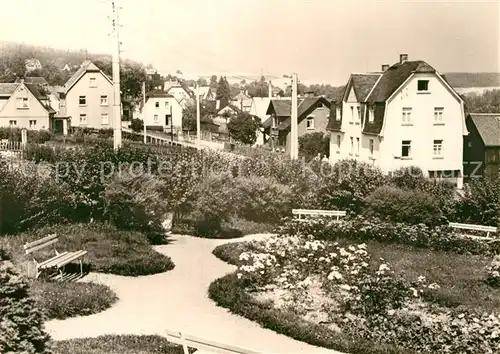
24,83,56,114
266,97,331,131
146,90,175,99
218,104,242,115
62,60,111,95
349,74,381,102
330,85,346,103
15,77,49,86
262,116,273,128
469,113,500,147
232,91,251,101
250,97,272,119
266,99,292,116
366,61,436,103
0,83,19,96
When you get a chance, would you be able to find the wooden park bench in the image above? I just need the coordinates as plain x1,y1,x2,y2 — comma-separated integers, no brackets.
24,234,87,280
292,209,346,222
448,222,498,241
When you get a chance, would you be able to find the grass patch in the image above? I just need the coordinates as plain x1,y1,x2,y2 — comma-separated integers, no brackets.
51,335,196,354
31,280,117,320
0,222,174,276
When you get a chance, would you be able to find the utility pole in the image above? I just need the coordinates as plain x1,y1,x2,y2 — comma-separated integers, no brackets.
196,84,201,144
111,0,122,150
290,73,298,159
142,81,146,144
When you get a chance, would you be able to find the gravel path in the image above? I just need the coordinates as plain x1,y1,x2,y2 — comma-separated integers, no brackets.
45,234,343,354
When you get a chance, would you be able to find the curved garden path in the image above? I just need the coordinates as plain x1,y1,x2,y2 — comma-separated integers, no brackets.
45,234,343,354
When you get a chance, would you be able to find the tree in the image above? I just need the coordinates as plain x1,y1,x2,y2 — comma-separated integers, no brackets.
210,75,218,89
216,76,231,103
299,132,330,162
227,113,260,145
0,259,51,354
130,118,144,132
462,89,500,113
182,101,214,131
197,78,208,86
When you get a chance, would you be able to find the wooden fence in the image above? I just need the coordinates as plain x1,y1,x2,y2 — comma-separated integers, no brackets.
165,329,263,354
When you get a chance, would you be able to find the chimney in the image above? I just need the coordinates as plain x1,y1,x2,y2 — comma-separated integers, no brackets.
268,81,272,98
382,64,390,72
399,54,408,64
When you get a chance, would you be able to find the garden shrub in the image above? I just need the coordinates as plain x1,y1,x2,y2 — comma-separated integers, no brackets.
364,185,444,226
486,255,500,288
23,144,61,163
282,216,500,256
298,132,329,162
0,259,51,354
29,130,53,144
230,176,294,224
0,127,21,141
103,172,168,244
453,178,500,227
316,159,387,213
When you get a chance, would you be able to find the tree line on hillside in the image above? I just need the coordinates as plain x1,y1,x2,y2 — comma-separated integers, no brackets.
462,89,500,113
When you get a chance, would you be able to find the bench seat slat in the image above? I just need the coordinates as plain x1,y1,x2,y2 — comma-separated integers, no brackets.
292,209,346,216
24,234,58,250
38,252,69,268
24,238,58,254
449,222,497,232
41,252,79,269
56,250,87,268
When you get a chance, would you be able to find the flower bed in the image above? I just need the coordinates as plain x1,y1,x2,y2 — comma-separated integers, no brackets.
211,227,500,353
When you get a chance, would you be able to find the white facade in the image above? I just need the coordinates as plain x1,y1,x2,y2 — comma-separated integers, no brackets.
330,69,466,188
142,95,183,131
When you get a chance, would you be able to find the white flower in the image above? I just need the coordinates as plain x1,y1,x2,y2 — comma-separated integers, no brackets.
378,264,389,272
339,284,351,291
236,273,242,279
428,283,440,290
417,275,426,283
327,270,343,280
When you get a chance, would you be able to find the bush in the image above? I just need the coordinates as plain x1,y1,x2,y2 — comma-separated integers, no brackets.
0,260,51,354
316,159,387,213
31,281,117,320
298,132,329,162
29,130,53,144
486,255,500,288
230,176,294,224
364,186,443,226
103,172,169,244
453,178,500,226
23,144,61,163
0,127,21,141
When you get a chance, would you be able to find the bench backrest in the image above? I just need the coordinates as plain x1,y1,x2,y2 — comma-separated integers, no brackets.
449,222,497,233
24,234,58,255
292,209,346,217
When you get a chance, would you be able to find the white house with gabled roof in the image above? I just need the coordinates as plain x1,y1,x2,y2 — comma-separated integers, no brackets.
328,54,467,188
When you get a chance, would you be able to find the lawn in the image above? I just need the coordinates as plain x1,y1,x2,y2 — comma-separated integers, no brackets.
0,222,175,276
213,238,500,314
51,335,195,354
0,222,175,320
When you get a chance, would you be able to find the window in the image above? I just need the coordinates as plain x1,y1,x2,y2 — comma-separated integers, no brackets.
318,103,324,109
153,114,159,123
356,107,360,122
417,80,429,92
89,77,97,88
165,115,171,126
401,140,412,158
306,116,314,130
79,96,86,106
336,107,341,120
79,114,87,125
402,107,412,124
336,135,341,148
434,107,444,123
29,120,36,129
155,101,159,108
16,97,28,109
350,106,354,122
356,137,360,155
101,113,109,125
350,137,354,154
368,108,374,123
165,101,170,108
369,139,374,155
100,95,108,106
433,139,443,157
9,120,17,126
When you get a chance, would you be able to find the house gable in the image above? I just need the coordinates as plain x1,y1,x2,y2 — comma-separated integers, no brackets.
0,83,50,118
347,86,357,102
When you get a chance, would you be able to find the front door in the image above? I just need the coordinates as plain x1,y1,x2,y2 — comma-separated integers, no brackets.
53,119,63,134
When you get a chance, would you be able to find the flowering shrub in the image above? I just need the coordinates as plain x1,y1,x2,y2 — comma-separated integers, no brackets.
231,227,500,353
285,215,500,256
487,255,500,288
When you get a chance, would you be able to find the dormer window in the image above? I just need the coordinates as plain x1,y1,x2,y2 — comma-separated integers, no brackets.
417,80,429,92
89,77,97,88
368,108,375,123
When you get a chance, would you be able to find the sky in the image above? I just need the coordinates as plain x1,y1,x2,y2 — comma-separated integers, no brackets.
0,0,499,85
